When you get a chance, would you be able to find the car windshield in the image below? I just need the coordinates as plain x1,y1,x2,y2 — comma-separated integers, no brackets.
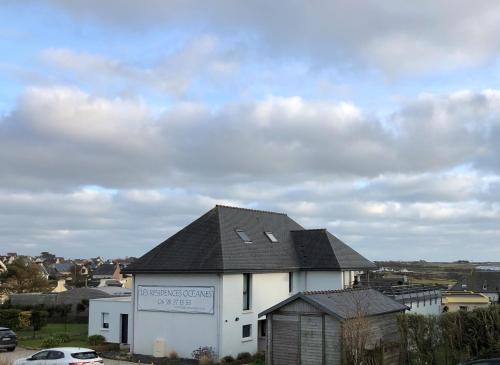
71,352,98,359
0,330,13,336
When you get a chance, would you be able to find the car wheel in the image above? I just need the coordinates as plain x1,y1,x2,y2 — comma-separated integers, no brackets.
7,347,15,352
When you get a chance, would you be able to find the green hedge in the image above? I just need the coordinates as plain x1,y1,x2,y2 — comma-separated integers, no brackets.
0,309,31,330
398,304,500,364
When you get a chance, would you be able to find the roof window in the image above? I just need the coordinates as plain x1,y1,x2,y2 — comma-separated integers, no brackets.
236,229,252,243
264,231,278,243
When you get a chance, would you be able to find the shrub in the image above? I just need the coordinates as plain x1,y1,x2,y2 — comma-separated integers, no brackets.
252,351,265,362
168,350,179,359
88,334,106,346
54,333,71,343
219,355,235,364
31,310,48,332
0,309,31,330
41,336,62,348
191,346,216,360
236,352,252,362
198,355,213,365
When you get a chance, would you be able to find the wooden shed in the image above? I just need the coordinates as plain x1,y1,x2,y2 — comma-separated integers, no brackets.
259,288,407,365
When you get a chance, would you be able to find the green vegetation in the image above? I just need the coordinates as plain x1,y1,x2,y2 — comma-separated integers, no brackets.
17,323,88,349
398,305,500,364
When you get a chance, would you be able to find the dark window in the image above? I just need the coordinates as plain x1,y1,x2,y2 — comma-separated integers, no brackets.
259,320,267,337
243,273,252,310
264,231,278,242
102,312,109,329
32,351,50,360
288,272,293,293
48,351,65,360
236,229,252,243
71,352,98,360
242,324,252,338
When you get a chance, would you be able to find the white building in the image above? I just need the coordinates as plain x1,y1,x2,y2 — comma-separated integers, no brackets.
89,297,132,344
89,205,376,360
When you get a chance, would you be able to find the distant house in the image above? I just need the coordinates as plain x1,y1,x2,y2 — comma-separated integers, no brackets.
0,260,7,274
260,288,407,365
452,270,500,303
92,263,121,280
51,262,74,277
441,291,490,312
37,263,50,280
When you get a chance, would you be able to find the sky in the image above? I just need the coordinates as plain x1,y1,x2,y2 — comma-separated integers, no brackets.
1,1,500,261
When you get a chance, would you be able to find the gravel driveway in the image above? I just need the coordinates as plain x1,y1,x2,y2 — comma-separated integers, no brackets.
0,348,137,365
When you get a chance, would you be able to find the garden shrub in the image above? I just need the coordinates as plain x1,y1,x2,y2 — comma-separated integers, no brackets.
191,346,216,361
168,350,179,359
236,352,252,362
88,334,106,345
252,351,265,362
54,333,71,343
220,355,235,364
41,336,62,348
0,309,31,330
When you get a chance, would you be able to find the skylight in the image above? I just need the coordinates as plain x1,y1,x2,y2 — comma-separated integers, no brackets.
236,229,252,243
265,231,278,243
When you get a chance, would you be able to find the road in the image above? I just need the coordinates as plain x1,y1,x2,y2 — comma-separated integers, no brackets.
0,348,137,365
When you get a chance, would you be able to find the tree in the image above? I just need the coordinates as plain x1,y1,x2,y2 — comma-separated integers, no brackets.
341,292,371,365
31,310,48,338
0,258,51,294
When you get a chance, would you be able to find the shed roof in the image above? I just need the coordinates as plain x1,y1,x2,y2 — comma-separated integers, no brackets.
259,288,408,319
125,205,376,274
93,263,117,276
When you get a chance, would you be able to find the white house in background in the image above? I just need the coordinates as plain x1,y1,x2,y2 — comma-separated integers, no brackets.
89,297,132,344
89,205,376,360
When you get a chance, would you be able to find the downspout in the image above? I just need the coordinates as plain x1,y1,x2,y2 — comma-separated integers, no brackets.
131,273,136,353
217,273,223,360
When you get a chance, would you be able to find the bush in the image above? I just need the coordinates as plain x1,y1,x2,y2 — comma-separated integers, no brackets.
252,351,265,362
0,309,31,330
198,355,213,365
220,355,235,364
31,310,48,332
54,333,71,343
88,334,106,346
41,336,62,348
168,350,179,359
191,346,216,360
236,352,252,362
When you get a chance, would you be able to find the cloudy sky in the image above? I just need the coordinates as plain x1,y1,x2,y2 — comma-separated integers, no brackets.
2,1,500,261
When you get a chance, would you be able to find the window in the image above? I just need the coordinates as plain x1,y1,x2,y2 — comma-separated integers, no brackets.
243,273,252,310
47,351,65,360
32,351,50,360
259,320,267,337
71,352,98,360
102,312,109,329
242,324,252,339
264,231,278,242
459,306,468,312
236,229,252,243
288,272,293,293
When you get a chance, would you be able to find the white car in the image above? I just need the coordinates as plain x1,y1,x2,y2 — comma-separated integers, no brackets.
14,348,104,365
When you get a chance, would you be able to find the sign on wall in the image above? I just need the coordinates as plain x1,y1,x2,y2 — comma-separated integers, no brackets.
137,285,215,314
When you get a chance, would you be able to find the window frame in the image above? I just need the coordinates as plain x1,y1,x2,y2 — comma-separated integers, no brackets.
101,312,110,329
242,324,252,339
243,273,252,310
264,231,278,242
235,229,252,243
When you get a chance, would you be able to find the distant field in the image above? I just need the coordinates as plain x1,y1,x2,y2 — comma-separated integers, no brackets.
409,277,457,287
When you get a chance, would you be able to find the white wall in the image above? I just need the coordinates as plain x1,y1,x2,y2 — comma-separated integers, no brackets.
407,297,441,315
293,271,343,292
132,273,220,359
89,297,132,343
220,272,290,357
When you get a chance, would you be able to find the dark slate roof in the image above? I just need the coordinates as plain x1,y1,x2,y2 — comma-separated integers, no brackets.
53,263,74,273
93,263,117,276
259,288,408,319
125,205,375,273
292,229,376,270
451,270,500,293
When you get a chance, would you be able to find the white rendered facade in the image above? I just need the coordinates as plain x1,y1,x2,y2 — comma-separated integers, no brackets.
88,297,132,344
126,269,358,359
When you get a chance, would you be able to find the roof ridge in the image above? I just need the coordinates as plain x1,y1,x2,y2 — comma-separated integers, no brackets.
216,204,287,216
303,287,370,295
290,228,327,232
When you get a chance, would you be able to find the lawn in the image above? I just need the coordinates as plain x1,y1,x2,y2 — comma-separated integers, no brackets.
16,323,88,349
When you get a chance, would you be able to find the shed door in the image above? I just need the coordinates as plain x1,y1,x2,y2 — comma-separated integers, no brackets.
272,316,299,365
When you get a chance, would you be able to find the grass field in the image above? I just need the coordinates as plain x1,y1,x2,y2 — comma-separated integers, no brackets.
17,323,88,349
